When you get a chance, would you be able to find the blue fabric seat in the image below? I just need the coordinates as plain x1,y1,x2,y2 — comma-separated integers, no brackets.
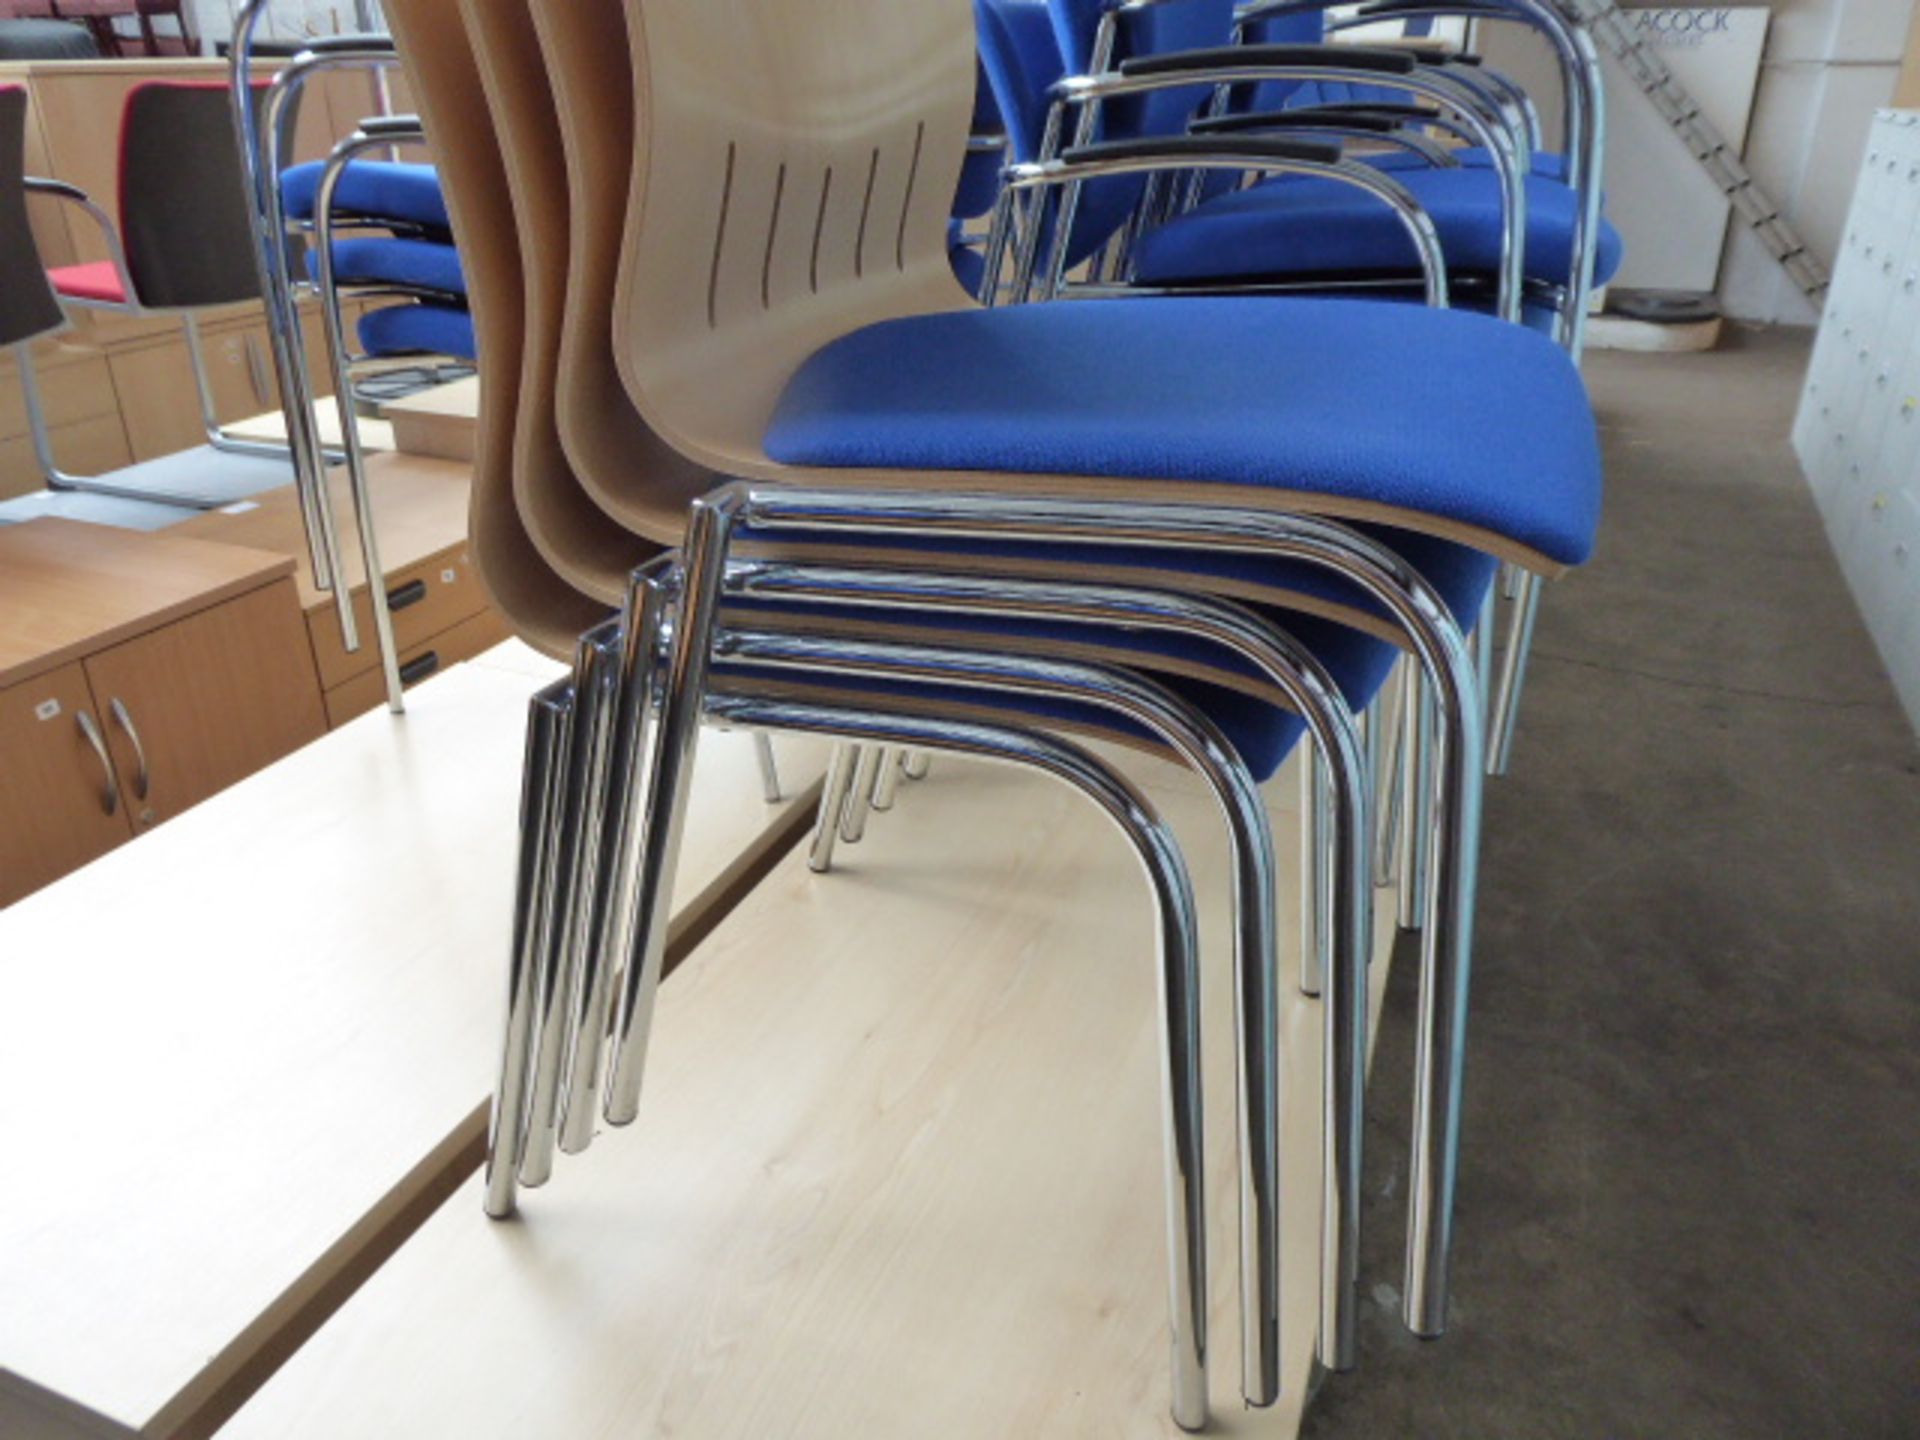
311,237,466,297
765,295,1602,567
358,302,476,361
1130,165,1624,291
279,160,450,231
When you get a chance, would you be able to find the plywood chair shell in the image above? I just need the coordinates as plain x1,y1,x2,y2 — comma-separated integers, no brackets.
459,0,657,604
385,0,609,656
531,0,714,546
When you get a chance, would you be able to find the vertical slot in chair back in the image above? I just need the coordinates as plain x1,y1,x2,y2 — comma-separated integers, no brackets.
383,0,609,655
617,0,977,476
0,86,65,348
118,82,267,310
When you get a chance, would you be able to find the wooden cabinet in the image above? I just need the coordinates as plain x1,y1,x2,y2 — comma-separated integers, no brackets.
172,451,504,728
84,579,326,833
0,663,131,905
0,339,132,501
0,520,326,906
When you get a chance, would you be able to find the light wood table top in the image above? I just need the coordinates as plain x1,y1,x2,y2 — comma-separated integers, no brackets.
0,517,294,691
383,374,480,463
0,643,826,1440
171,451,474,614
225,744,1401,1440
222,405,397,455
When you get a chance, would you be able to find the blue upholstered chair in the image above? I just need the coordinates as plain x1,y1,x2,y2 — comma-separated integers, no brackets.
969,0,1613,770
424,0,1607,1431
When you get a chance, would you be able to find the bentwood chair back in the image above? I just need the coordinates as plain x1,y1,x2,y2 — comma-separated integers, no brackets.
527,0,714,541
382,0,608,655
457,0,655,604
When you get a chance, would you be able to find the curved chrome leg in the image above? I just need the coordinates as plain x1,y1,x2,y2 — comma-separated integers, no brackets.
1369,676,1399,891
603,493,739,1127
753,730,782,803
707,693,1210,1432
739,490,1480,1348
483,680,571,1219
869,745,902,811
808,743,858,874
721,625,1281,1410
560,579,668,1155
726,559,1370,1386
838,745,881,843
517,627,623,1187
1487,570,1542,777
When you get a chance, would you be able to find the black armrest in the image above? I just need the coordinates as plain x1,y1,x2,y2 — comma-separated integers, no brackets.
1191,108,1401,135
1120,42,1419,78
1290,100,1441,120
301,33,395,54
22,175,89,204
357,114,424,139
1060,133,1343,167
1420,50,1482,66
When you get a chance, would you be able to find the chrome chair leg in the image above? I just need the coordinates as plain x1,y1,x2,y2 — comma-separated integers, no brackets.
901,748,931,780
603,493,739,1127
868,745,902,811
708,694,1210,1432
753,730,782,803
560,580,668,1156
1486,569,1542,776
722,626,1285,1409
1396,666,1433,933
483,680,572,1219
1370,674,1401,891
808,743,859,873
518,627,622,1187
838,744,881,843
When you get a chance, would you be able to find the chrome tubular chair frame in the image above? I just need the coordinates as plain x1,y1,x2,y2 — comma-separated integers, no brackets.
1035,61,1526,321
734,483,1484,1341
722,556,1375,1387
487,563,1215,1428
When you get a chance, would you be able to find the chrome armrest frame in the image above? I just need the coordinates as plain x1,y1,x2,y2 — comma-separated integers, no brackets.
1026,57,1519,318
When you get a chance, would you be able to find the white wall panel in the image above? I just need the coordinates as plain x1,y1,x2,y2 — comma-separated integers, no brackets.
1794,109,1920,735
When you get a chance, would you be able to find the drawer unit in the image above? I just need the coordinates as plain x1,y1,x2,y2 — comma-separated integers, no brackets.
323,607,514,728
307,543,492,692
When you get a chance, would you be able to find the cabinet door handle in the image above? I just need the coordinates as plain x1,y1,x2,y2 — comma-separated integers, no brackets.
108,697,150,801
76,710,121,816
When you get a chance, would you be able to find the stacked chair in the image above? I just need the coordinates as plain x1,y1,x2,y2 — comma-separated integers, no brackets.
225,1,476,711
971,0,1618,772
381,0,1604,1427
1,79,319,520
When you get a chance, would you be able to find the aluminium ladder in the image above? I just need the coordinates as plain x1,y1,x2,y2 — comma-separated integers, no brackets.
1563,0,1831,299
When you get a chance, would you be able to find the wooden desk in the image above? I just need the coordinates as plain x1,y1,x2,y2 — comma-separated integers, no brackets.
383,373,480,462
224,747,1401,1440
0,648,826,1440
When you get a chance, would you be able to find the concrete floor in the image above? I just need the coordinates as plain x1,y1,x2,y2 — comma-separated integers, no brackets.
1305,327,1920,1439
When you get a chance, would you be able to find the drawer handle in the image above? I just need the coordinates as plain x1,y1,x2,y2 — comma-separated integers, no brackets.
386,578,429,612
76,710,120,816
398,651,441,687
109,697,150,801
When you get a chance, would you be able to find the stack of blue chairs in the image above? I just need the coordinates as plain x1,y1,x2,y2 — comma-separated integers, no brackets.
279,157,475,362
